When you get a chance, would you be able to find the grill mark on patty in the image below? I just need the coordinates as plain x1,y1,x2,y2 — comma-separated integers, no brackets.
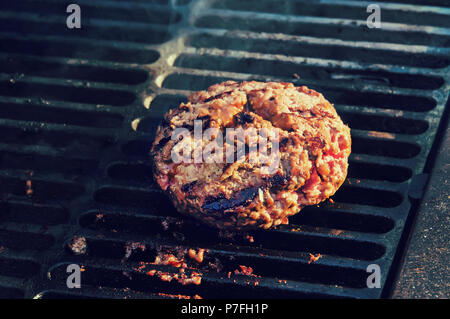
267,174,288,187
264,174,289,191
152,135,171,153
202,187,259,212
180,115,211,132
313,164,327,183
309,137,326,149
181,181,198,193
234,112,255,125
244,94,253,113
198,115,211,129
279,137,290,151
160,117,171,128
222,162,232,172
152,81,350,230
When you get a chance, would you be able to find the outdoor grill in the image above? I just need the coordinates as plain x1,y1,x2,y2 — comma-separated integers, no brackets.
0,0,448,299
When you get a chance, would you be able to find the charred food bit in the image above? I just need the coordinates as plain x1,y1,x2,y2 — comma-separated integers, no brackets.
308,253,322,264
151,81,351,230
69,236,87,255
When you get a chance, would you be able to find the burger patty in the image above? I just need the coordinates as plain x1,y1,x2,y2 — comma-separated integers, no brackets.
151,81,351,230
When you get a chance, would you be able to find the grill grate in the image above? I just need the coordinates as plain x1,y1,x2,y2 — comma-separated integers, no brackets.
0,0,448,299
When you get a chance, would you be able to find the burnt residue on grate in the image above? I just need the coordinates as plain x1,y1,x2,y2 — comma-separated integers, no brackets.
0,0,448,299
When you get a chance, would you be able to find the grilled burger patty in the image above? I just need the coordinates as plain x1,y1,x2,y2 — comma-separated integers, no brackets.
151,81,351,230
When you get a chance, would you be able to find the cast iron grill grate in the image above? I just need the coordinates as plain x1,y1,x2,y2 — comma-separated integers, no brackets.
0,0,448,298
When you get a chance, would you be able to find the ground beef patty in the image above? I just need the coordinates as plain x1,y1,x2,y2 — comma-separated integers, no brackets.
151,81,351,230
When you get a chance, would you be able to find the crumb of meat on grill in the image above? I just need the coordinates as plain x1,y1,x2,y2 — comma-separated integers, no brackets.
151,81,351,230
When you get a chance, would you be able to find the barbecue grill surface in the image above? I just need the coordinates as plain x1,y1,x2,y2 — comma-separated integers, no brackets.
0,0,449,299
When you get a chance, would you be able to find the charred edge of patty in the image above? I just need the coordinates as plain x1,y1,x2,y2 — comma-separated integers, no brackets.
160,116,171,128
201,187,259,213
